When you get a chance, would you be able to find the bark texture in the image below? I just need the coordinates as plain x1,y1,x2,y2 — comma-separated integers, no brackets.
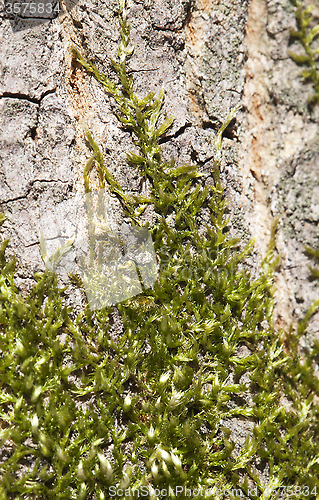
0,0,319,330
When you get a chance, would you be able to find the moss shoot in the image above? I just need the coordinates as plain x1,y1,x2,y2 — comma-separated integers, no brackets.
289,0,319,106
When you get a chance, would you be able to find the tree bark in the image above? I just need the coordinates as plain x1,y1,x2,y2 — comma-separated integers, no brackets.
0,0,319,333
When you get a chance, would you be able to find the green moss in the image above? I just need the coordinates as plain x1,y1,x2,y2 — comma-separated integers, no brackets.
305,246,319,279
0,213,6,228
289,0,319,106
1,2,319,499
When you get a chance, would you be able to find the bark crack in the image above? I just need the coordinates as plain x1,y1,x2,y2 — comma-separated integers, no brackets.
158,122,192,143
0,88,56,105
0,179,72,206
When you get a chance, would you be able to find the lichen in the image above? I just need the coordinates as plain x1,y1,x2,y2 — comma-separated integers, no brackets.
0,2,319,499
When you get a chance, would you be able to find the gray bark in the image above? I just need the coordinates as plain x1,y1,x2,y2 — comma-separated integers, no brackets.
0,0,319,332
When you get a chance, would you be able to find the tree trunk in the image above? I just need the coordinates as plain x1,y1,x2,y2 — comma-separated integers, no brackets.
1,1,318,330
1,0,319,494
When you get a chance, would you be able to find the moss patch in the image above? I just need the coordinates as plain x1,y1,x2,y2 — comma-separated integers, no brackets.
1,2,319,499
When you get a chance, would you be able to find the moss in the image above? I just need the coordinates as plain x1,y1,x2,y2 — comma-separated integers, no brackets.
1,2,319,499
305,245,319,279
289,0,319,106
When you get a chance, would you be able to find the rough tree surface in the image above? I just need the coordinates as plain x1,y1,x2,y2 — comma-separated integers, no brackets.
0,0,319,334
